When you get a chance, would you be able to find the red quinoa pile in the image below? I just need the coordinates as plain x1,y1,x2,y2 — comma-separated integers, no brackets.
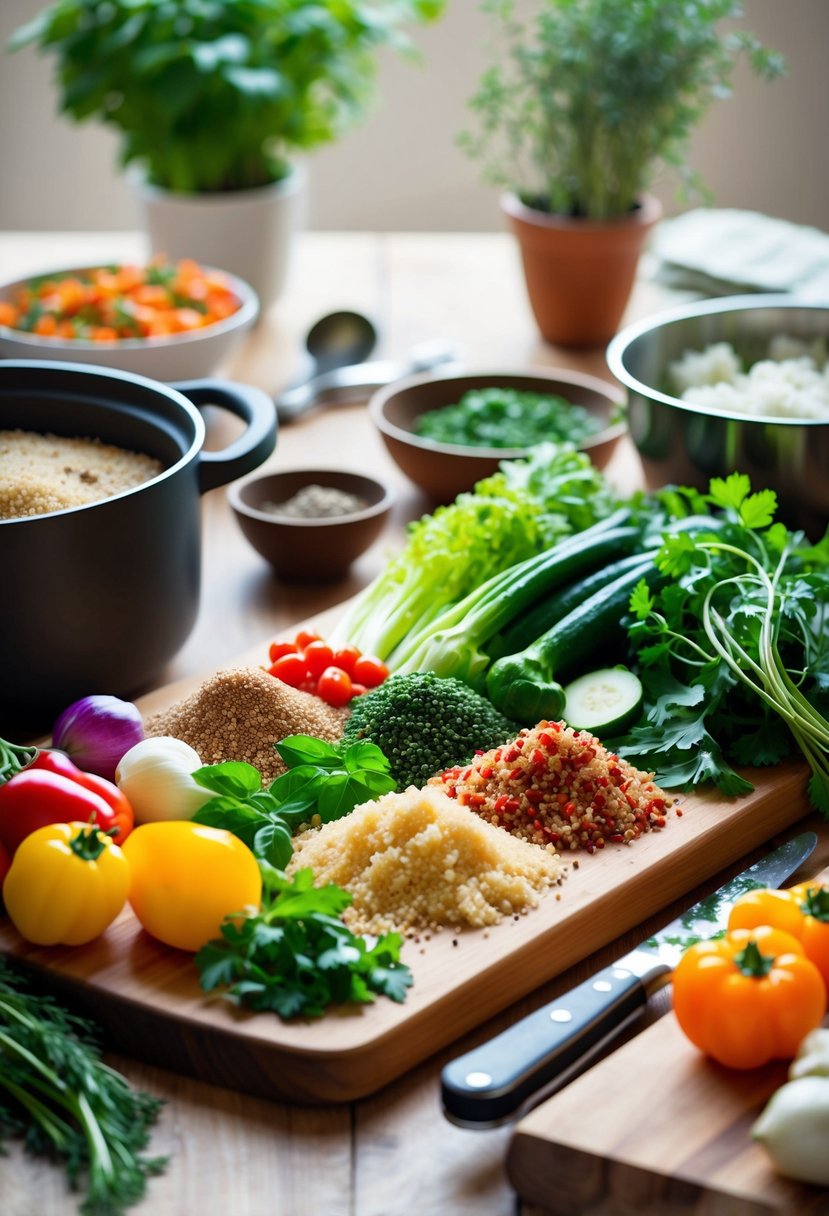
428,720,675,855
144,666,349,783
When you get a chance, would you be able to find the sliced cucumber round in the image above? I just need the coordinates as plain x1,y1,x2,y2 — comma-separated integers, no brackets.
562,666,644,736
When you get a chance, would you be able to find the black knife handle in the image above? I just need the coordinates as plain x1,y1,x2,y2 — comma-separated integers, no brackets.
441,964,651,1127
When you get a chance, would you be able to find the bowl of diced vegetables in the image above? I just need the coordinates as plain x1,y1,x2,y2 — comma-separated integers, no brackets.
369,368,625,502
0,257,259,382
606,294,829,538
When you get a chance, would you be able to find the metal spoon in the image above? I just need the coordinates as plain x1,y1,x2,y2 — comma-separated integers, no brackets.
304,310,379,377
274,341,461,423
275,310,379,422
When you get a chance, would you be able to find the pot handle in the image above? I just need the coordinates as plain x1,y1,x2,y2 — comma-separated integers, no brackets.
171,380,277,494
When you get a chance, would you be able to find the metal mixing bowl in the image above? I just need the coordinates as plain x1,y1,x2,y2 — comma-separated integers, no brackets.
606,295,829,538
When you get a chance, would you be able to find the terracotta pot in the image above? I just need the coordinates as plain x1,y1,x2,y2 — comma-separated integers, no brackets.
132,163,307,311
501,193,662,349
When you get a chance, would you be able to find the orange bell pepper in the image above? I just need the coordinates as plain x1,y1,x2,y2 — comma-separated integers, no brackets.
672,925,826,1070
729,881,829,988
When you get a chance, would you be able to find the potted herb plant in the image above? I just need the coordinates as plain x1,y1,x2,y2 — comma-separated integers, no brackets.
12,0,444,307
462,0,784,348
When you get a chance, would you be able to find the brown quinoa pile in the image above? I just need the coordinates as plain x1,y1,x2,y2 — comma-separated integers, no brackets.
144,666,349,783
0,429,162,519
428,720,675,855
287,784,567,936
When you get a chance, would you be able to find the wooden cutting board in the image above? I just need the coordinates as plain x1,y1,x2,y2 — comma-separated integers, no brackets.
508,876,829,1216
0,637,816,1106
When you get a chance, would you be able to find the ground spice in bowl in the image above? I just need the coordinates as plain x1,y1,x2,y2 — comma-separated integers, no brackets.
144,665,349,783
429,720,675,855
261,483,369,519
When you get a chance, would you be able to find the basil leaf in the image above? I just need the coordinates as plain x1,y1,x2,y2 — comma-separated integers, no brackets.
275,735,341,770
193,761,262,798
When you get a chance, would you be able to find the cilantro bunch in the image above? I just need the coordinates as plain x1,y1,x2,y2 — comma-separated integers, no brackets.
195,866,412,1019
617,474,829,811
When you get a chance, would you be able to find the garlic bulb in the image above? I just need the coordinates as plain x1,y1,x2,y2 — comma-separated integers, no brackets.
752,1075,829,1186
115,736,212,823
789,1027,829,1080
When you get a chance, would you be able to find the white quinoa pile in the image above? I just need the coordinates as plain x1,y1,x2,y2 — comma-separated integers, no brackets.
287,784,566,936
144,666,349,783
0,429,162,519
429,720,675,855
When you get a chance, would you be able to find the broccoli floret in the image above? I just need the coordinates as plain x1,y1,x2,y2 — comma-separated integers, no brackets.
342,671,519,790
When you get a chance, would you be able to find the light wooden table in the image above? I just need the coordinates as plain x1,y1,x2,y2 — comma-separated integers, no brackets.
2,230,825,1216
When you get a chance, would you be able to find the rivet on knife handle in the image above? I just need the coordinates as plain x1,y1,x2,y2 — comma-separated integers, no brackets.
441,962,665,1127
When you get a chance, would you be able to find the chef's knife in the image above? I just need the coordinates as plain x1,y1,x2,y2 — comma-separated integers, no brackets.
441,831,818,1128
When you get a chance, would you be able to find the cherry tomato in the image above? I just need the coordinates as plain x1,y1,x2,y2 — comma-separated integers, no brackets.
268,640,297,664
304,640,335,678
350,682,368,697
295,628,322,650
269,652,308,687
353,656,389,688
332,645,362,675
317,667,353,707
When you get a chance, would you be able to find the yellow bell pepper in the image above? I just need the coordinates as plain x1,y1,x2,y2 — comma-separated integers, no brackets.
2,820,130,946
122,821,262,952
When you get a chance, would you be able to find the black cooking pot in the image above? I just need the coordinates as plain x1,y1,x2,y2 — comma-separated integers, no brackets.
0,360,277,737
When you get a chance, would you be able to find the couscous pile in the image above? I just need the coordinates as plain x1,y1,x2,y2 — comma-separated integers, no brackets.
287,784,566,936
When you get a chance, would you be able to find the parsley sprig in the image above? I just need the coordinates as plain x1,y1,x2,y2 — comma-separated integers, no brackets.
195,865,413,1019
617,474,829,811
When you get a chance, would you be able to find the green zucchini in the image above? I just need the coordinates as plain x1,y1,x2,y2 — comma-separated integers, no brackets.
486,560,661,722
496,550,658,658
562,666,644,735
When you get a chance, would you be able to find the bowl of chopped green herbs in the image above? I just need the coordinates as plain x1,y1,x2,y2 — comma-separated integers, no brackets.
370,368,625,501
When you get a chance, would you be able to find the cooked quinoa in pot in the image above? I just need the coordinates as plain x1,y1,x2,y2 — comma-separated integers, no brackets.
429,720,675,854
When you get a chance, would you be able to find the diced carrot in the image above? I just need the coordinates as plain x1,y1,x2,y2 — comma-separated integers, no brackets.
0,301,18,327
34,314,58,336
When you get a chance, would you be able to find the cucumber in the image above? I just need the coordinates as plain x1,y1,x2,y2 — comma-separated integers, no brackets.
562,666,644,735
497,550,658,657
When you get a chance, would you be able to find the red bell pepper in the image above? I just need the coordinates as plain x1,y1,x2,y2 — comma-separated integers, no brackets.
0,750,134,854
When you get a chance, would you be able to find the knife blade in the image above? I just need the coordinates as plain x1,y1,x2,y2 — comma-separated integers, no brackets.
441,830,818,1128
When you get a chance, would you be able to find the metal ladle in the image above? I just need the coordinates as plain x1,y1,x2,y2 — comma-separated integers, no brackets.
274,310,459,423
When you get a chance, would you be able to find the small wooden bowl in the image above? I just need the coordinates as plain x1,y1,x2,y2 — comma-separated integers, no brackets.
229,469,394,582
369,368,625,502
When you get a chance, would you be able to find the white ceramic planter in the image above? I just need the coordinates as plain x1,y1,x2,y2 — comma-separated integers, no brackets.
133,164,307,311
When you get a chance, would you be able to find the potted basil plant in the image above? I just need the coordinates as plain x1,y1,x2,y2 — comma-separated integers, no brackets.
12,0,444,307
462,0,784,348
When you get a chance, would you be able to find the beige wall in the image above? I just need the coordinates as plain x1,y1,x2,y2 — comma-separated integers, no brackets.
1,0,827,234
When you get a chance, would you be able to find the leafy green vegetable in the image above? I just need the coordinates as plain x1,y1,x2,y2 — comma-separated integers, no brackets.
413,386,603,448
329,442,618,660
192,737,396,866
11,0,444,193
617,475,829,810
195,865,413,1018
0,962,166,1216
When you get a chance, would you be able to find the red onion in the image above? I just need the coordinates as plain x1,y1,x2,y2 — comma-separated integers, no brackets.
51,695,145,782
